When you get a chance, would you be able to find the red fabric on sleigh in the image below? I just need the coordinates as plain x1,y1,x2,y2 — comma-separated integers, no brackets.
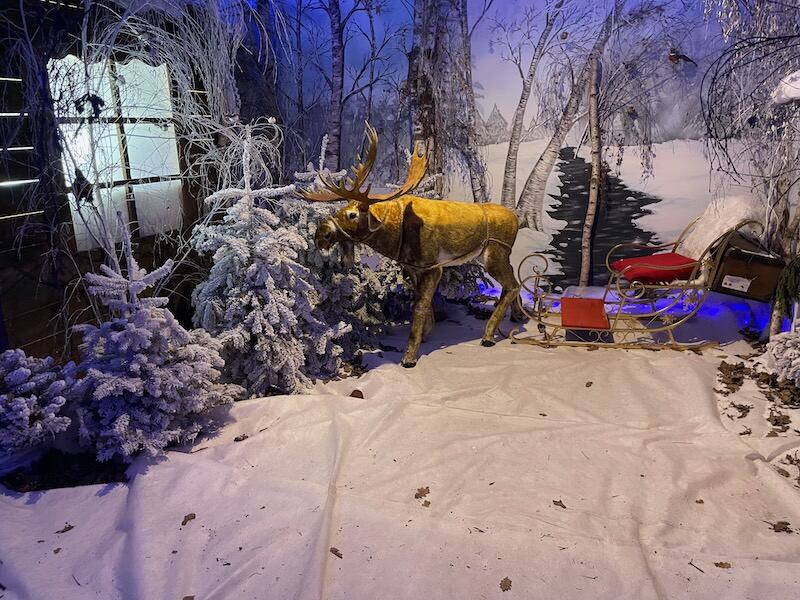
560,298,610,330
611,252,698,284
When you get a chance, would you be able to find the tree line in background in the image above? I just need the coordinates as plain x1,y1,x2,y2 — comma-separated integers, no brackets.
242,0,708,239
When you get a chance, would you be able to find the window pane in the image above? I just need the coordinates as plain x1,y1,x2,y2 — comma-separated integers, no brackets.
117,60,173,119
69,186,129,252
59,122,124,183
125,123,180,179
132,179,183,237
47,54,114,119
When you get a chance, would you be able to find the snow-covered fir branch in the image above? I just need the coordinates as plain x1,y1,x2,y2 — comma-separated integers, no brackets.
72,215,242,462
0,350,73,456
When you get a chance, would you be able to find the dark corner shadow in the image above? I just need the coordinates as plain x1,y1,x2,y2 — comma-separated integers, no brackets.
0,449,132,497
170,405,238,453
124,453,167,480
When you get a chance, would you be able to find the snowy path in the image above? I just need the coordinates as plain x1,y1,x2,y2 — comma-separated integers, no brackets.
2,308,800,599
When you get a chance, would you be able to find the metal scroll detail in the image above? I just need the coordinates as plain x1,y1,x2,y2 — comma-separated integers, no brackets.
508,249,725,352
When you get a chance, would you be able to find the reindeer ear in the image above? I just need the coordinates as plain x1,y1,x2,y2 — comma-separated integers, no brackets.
367,204,387,232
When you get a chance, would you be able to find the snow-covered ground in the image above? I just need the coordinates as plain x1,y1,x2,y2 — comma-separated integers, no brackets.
2,140,795,600
2,302,800,600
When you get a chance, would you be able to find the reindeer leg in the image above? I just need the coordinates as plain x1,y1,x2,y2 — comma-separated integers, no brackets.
409,269,435,340
481,243,520,347
401,267,442,368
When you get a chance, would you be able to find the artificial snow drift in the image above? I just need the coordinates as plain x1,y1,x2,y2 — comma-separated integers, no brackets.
2,302,800,600
771,68,800,105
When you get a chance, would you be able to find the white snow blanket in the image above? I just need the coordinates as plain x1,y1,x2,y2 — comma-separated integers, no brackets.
2,311,800,599
771,69,800,105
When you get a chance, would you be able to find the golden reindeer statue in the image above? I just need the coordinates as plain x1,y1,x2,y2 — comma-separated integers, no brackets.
298,123,521,368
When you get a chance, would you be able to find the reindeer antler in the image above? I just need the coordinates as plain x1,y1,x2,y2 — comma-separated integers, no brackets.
297,122,379,203
297,123,429,204
374,139,429,202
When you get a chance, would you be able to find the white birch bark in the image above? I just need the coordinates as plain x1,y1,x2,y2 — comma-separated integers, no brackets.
325,0,345,171
516,0,624,230
459,0,489,203
500,1,562,208
579,54,602,287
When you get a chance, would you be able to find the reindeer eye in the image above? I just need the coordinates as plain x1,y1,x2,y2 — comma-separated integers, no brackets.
346,211,358,221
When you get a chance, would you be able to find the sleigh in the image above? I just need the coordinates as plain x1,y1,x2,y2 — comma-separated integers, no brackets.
509,218,780,351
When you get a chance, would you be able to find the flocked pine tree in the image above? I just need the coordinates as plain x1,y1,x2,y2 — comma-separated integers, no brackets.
273,196,408,353
192,127,351,396
0,349,73,456
767,332,800,387
71,216,242,462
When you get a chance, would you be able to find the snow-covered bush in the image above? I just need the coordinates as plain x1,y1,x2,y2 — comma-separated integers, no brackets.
71,237,242,463
273,198,407,348
192,194,352,396
767,332,800,386
0,350,73,456
677,195,765,260
191,128,405,395
439,262,489,301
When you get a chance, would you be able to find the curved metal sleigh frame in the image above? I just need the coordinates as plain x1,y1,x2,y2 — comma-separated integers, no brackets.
509,219,764,351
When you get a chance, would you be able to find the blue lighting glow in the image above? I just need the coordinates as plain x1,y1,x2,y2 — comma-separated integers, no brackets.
473,281,777,336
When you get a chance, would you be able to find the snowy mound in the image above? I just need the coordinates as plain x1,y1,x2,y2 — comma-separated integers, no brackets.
2,306,800,599
771,69,800,105
768,332,800,386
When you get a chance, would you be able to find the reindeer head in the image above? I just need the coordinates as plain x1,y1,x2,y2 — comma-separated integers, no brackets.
298,122,428,268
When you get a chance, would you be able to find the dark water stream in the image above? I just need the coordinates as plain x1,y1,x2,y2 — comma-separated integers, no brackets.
546,148,662,289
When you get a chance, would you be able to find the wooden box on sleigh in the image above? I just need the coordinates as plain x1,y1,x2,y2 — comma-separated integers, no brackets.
710,232,784,302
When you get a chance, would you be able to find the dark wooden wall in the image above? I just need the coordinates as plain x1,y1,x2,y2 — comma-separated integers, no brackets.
0,1,205,359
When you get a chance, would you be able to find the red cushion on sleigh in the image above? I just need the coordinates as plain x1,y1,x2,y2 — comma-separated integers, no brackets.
610,252,698,284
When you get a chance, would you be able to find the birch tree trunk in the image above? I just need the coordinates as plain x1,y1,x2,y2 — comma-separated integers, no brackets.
365,0,376,125
579,54,602,287
516,0,624,230
769,172,791,335
500,1,562,208
295,1,305,165
325,0,345,171
406,0,489,200
406,0,428,141
407,0,443,191
459,0,489,203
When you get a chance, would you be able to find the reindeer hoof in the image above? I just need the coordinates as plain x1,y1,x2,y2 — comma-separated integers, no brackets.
401,359,417,368
481,339,496,347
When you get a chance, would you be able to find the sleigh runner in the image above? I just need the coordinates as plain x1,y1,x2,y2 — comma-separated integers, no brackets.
510,218,782,350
